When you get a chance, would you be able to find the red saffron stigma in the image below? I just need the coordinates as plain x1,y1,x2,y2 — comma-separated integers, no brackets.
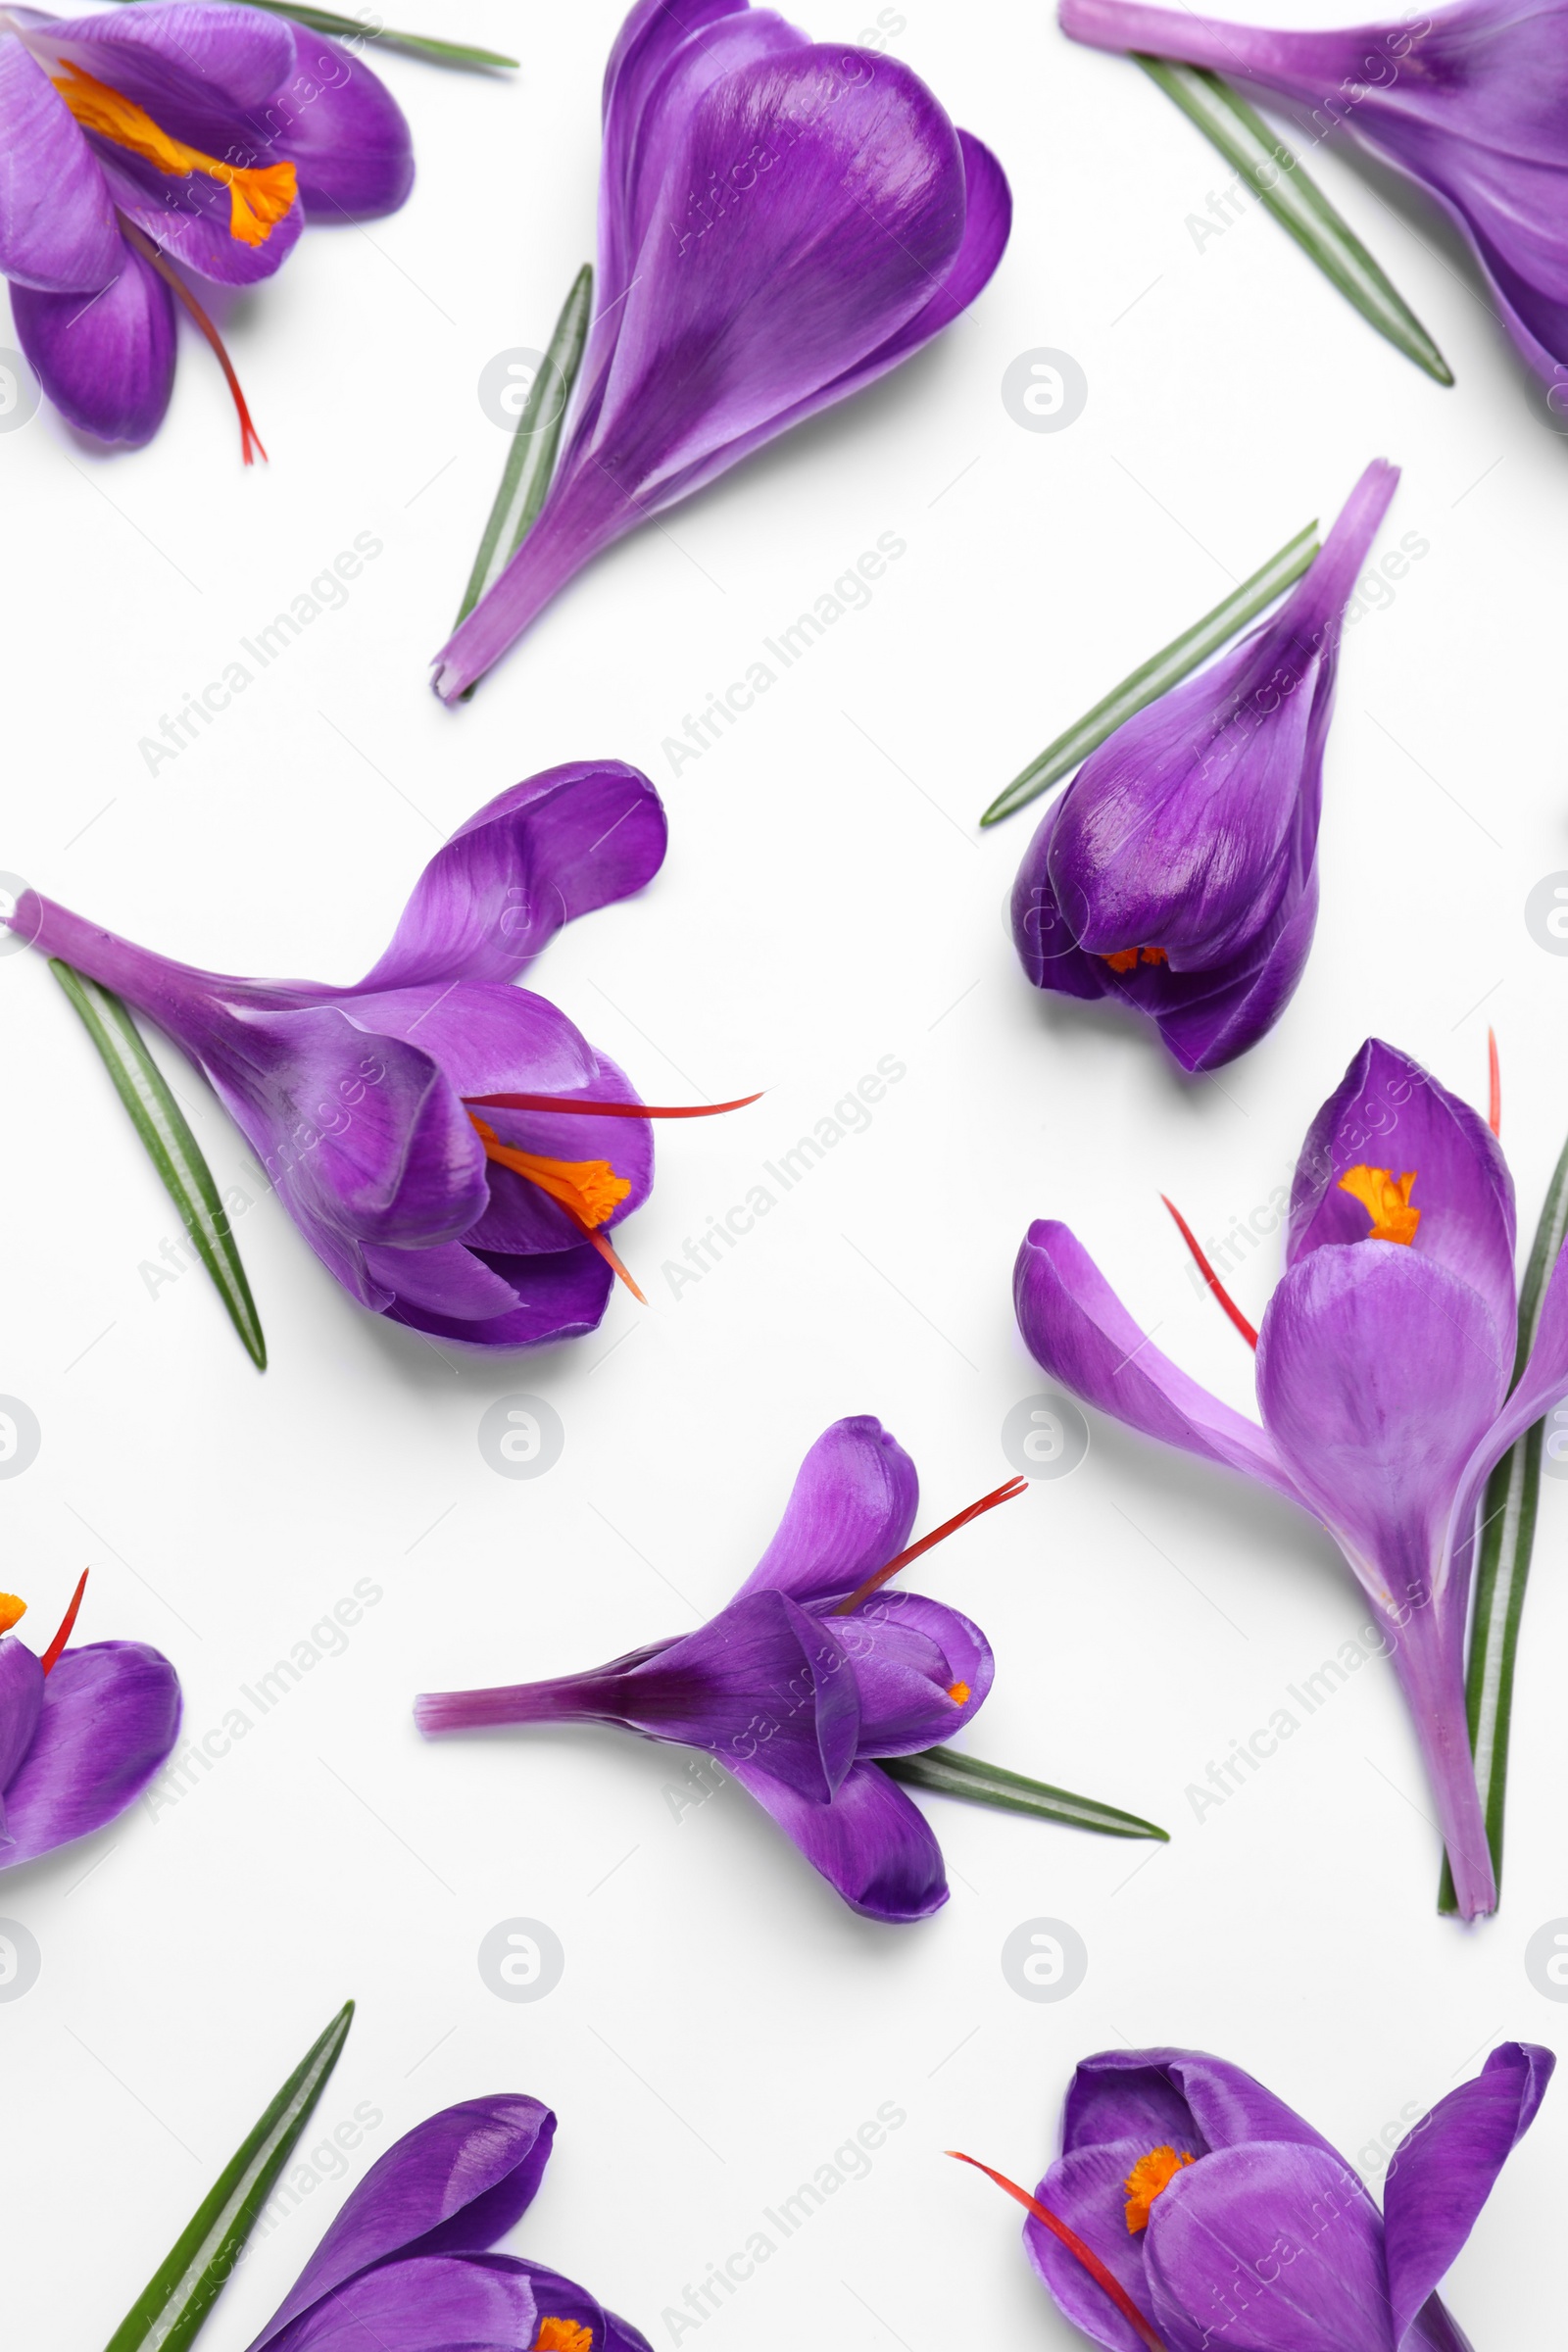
118,217,268,463
832,1477,1027,1617
1488,1029,1501,1139
947,2152,1167,2352
1161,1196,1258,1350
464,1092,761,1120
40,1569,89,1676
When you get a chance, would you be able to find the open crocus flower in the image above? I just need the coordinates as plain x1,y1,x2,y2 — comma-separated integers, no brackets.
1012,461,1397,1072
0,1571,180,1868
0,3,413,451
1058,0,1568,396
1014,1037,1568,1919
418,1416,1016,1923
430,0,1009,699
247,2091,652,2352
10,761,752,1349
956,2039,1553,2351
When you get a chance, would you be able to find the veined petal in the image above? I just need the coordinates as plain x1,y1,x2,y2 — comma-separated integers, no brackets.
98,143,303,288
500,2260,654,2352
1027,2138,1158,2352
1014,1220,1302,1506
0,1642,180,1869
0,1637,44,1818
1383,2043,1553,2348
245,2095,556,2352
731,1415,919,1607
1442,1228,1568,1591
728,1752,948,1921
844,1592,993,1753
0,33,121,291
343,984,600,1101
359,1239,520,1322
255,2252,537,2352
41,6,297,111
1062,2048,1343,2163
464,1052,653,1256
11,237,175,445
385,1244,613,1348
274,24,413,220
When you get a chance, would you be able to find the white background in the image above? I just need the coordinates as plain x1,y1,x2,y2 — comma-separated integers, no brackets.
3,1,1567,2343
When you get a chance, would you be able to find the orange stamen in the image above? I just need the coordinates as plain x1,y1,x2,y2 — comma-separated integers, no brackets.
117,217,267,463
1339,1165,1420,1247
536,2324,592,2352
40,1570,88,1675
948,2153,1167,2352
54,63,296,246
1160,1196,1259,1349
470,1116,631,1229
1488,1029,1501,1139
946,1680,971,1704
0,1594,26,1637
832,1477,1026,1617
1102,947,1168,974
465,1091,761,1120
1124,2145,1195,2233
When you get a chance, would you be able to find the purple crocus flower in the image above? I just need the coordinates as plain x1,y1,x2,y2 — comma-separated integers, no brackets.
0,3,413,452
430,0,1010,699
957,2040,1553,2351
0,1572,180,1869
1058,0,1568,396
417,1416,1015,1923
1014,1037,1568,1919
1012,461,1397,1073
246,2090,651,2352
10,762,718,1350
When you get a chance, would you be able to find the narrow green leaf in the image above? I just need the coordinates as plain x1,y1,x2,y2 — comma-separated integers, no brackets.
1439,1128,1568,1912
456,263,594,633
982,520,1319,827
881,1746,1169,1840
151,1,517,68
103,2001,354,2352
1137,58,1452,386
50,961,267,1371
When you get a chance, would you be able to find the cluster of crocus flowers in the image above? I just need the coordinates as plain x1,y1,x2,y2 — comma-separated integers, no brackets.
0,3,414,451
246,2090,651,2352
1012,461,1396,1071
11,762,755,1348
0,1571,180,1867
1014,1038,1568,1919
956,2040,1552,2350
430,0,1010,698
1058,0,1568,397
417,1416,1016,1922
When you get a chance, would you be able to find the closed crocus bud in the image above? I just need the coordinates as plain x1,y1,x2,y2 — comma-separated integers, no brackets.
1059,0,1568,397
1012,461,1397,1071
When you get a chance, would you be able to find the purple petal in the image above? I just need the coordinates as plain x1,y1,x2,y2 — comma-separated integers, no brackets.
0,34,121,291
463,1053,653,1257
1012,800,1113,999
385,1243,613,1348
1442,1232,1568,1590
1383,2043,1553,2347
274,24,413,220
344,985,600,1101
43,6,297,107
0,1642,180,1869
1289,1041,1517,1349
360,1239,520,1322
1028,2138,1158,2352
504,2260,654,2352
258,2252,536,2352
844,1592,993,1753
731,1415,919,1607
728,1753,948,1922
1142,2140,1391,2352
0,1637,45,1837
94,143,303,289
246,2095,556,2352
1062,2049,1342,2163
357,765,667,993
11,238,175,445
1014,1220,1303,1506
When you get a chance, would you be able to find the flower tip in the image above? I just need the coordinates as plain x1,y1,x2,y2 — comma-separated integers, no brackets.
0,1593,26,1635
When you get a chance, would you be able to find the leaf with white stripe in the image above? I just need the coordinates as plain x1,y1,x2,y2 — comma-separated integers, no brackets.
882,1746,1169,1839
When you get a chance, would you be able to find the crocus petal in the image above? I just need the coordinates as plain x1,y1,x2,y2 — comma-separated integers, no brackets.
1062,2049,1345,2164
255,2252,537,2352
246,2095,556,2352
844,1592,994,1752
0,34,122,291
1011,800,1113,999
728,1752,948,1922
731,1414,919,1607
274,24,414,220
11,237,175,445
1028,2138,1159,2352
1288,1041,1517,1348
1014,1220,1303,1506
344,984,601,1101
1382,2043,1553,2348
357,765,667,993
1142,2140,1391,2352
0,1637,44,1833
1442,1230,1568,1588
360,1239,521,1323
504,2261,655,2352
0,1641,180,1868
1148,871,1320,1074
385,1244,614,1348
42,6,297,110
463,1054,653,1256
96,143,303,288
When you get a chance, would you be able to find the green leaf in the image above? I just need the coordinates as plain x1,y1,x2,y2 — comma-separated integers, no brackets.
1439,1127,1568,1913
102,2002,354,2352
50,961,267,1371
171,2,517,68
982,520,1319,827
881,1746,1169,1840
1137,58,1452,387
456,263,594,635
